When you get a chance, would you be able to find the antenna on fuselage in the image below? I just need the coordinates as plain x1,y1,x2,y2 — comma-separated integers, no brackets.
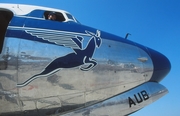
125,33,131,39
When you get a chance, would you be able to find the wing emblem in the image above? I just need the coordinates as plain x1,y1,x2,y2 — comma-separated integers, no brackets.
25,28,88,49
17,28,102,87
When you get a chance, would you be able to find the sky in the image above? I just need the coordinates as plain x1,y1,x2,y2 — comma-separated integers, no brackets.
1,0,180,116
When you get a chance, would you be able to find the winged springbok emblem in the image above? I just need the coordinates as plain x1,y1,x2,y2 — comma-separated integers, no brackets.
17,29,102,87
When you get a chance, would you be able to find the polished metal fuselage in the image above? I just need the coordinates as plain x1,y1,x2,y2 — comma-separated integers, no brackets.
0,34,153,115
62,82,168,116
0,4,170,116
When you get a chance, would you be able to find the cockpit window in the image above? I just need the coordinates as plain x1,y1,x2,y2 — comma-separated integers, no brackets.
44,11,65,22
29,10,80,23
66,13,80,23
66,13,74,20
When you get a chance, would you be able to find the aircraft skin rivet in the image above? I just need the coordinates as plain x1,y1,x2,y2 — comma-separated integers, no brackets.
143,74,148,77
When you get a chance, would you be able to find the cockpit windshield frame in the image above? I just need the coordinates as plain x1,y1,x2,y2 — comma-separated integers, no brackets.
65,13,80,24
29,9,80,24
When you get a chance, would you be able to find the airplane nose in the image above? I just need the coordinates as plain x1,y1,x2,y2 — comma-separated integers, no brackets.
148,48,171,82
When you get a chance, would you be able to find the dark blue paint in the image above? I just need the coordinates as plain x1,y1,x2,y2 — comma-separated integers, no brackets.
148,48,171,82
9,16,26,27
7,14,137,49
29,10,44,18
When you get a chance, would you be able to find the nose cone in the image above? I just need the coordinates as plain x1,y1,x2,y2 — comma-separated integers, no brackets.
148,48,171,82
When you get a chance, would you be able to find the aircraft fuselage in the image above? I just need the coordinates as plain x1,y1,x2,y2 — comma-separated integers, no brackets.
0,3,170,116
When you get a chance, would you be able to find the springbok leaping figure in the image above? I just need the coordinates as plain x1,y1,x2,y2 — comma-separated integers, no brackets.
17,30,102,87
